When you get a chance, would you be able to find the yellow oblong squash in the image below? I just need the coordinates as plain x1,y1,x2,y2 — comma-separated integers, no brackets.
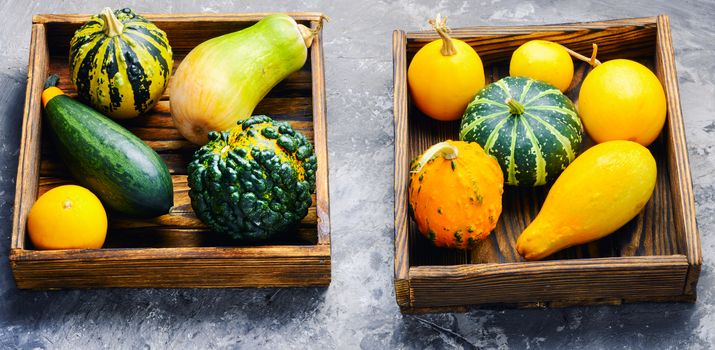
516,140,657,260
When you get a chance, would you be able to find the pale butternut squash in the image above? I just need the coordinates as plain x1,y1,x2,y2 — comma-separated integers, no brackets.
409,140,504,249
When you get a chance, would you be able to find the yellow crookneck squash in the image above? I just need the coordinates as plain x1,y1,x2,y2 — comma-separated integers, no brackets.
516,140,657,260
409,140,504,249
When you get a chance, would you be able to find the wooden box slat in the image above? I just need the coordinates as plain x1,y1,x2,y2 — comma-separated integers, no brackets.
11,13,331,289
393,16,700,313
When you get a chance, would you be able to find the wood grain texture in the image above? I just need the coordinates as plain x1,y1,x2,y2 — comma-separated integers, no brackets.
393,17,699,312
654,15,702,296
393,30,410,285
310,19,331,246
10,24,47,250
11,14,330,289
10,245,330,289
407,256,688,309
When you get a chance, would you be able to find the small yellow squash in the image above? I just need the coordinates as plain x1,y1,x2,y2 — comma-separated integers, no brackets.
516,140,657,260
578,59,667,146
509,40,574,92
407,15,485,121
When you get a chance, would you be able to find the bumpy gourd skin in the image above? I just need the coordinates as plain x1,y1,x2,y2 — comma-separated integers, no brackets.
187,115,316,241
408,140,504,249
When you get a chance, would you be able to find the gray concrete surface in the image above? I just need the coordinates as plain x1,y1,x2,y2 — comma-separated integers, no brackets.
1,0,713,348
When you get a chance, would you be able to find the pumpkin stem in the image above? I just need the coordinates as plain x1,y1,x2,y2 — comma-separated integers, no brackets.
297,25,314,48
562,43,601,67
297,15,329,49
412,141,459,173
101,8,124,37
428,14,457,56
505,98,525,115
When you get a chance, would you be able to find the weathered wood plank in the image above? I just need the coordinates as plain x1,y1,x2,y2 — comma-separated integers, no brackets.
408,256,688,308
654,15,701,296
10,245,330,289
11,24,48,250
393,30,410,291
309,18,331,245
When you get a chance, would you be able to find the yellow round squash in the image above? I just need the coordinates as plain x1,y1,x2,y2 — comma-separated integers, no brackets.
578,59,666,146
509,40,574,92
28,185,107,250
407,16,485,121
516,140,657,260
409,140,504,249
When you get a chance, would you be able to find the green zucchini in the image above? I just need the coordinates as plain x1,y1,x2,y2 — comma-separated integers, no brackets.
42,75,173,217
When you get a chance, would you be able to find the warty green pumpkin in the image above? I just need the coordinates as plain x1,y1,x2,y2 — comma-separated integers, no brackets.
459,76,583,186
70,7,173,119
187,115,317,241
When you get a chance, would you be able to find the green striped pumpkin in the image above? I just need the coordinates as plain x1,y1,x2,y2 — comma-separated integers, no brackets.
69,8,173,119
459,76,583,186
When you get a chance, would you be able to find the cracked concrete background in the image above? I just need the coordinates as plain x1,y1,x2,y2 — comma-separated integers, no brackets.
0,0,713,348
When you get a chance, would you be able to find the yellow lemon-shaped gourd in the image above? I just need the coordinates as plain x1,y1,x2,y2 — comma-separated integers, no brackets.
408,16,485,121
28,185,108,250
509,40,574,92
578,59,666,146
516,140,656,260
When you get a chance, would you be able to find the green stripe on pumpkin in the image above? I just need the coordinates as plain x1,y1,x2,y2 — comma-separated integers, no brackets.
494,79,512,96
519,79,535,102
465,97,508,110
507,116,519,185
459,110,509,140
525,88,562,105
523,111,575,161
459,76,582,186
528,105,581,126
482,115,512,154
519,116,547,185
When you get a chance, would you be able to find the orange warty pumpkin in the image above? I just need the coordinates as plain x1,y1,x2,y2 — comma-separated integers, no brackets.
408,140,504,249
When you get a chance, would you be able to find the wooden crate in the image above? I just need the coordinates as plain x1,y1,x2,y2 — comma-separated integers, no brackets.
393,16,700,313
10,12,331,289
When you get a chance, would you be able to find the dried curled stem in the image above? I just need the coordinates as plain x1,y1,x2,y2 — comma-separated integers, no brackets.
411,141,459,173
298,15,330,49
312,14,330,36
562,43,601,67
101,7,124,37
428,14,457,56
